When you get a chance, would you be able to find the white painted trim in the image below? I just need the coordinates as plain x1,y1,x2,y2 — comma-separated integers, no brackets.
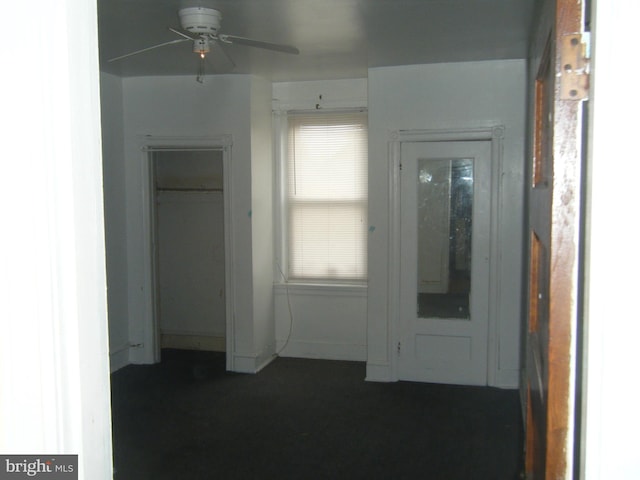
273,100,368,112
221,144,236,372
366,363,394,382
232,355,257,373
109,346,130,373
272,78,368,113
141,135,234,149
232,353,277,374
272,110,289,282
487,128,505,388
142,148,157,363
273,283,367,297
277,340,366,361
137,136,236,370
394,126,504,143
384,126,505,387
387,139,402,382
495,369,520,390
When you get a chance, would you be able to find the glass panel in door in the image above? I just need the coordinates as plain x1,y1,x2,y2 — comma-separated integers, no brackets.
417,158,473,320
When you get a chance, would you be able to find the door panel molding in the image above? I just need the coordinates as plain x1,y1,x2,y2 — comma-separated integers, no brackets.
387,126,504,385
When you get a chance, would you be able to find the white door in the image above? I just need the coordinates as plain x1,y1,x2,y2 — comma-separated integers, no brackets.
398,141,491,385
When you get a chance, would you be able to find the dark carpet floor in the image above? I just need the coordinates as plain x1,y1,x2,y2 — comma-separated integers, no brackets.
111,349,524,480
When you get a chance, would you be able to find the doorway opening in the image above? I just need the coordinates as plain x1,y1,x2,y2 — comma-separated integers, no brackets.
151,149,226,358
141,137,235,369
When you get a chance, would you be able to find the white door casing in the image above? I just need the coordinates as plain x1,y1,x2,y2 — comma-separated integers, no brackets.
138,136,235,369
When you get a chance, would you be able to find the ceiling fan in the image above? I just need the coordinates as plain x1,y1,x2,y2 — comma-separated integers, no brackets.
108,6,300,82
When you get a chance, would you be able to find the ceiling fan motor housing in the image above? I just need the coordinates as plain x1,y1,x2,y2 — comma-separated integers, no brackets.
193,37,211,54
179,7,222,34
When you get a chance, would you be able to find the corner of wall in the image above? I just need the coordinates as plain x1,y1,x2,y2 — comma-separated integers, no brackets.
100,70,131,370
249,74,276,366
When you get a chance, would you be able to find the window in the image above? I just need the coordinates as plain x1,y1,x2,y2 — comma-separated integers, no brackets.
285,111,368,281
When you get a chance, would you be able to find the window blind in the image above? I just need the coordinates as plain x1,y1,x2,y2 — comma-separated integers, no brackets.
287,111,368,281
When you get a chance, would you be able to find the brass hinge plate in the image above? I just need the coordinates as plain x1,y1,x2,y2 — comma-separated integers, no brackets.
560,33,591,101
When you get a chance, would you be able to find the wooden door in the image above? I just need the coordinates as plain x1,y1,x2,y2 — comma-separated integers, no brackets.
399,141,491,386
525,0,588,477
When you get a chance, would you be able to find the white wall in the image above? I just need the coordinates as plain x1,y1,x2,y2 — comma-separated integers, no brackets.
367,60,527,387
273,78,368,111
113,74,274,372
104,75,369,369
100,72,130,372
1,0,113,476
582,0,640,477
272,79,369,361
105,66,525,381
250,76,277,369
274,285,367,360
155,191,226,338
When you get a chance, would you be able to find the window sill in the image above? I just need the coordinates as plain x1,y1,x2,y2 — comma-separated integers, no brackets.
273,282,368,297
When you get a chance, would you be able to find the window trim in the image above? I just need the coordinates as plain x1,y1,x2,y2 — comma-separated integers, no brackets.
274,108,368,286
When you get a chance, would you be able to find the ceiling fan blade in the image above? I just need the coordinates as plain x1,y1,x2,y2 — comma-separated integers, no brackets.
108,37,190,62
168,27,197,41
218,34,299,55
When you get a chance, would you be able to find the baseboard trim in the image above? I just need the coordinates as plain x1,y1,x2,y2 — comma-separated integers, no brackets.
492,368,519,389
161,334,225,352
232,354,259,374
255,352,276,373
365,362,394,382
109,346,129,373
276,340,366,362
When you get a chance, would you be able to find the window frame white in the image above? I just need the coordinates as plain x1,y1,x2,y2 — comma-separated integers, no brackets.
274,108,369,285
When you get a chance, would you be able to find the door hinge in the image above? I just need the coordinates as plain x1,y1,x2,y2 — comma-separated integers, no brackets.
397,342,401,354
560,32,591,101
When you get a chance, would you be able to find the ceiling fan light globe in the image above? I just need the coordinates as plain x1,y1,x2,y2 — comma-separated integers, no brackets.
178,7,221,35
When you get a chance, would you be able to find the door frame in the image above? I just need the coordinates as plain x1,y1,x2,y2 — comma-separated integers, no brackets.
139,135,236,369
388,126,504,384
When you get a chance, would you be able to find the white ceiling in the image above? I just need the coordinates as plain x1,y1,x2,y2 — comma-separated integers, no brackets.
98,0,538,82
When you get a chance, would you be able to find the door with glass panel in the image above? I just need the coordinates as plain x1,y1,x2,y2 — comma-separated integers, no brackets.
398,141,491,385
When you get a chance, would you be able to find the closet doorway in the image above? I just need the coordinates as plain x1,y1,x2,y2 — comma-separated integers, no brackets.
150,149,227,356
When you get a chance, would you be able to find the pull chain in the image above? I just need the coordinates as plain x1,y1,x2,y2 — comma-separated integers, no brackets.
196,53,205,83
